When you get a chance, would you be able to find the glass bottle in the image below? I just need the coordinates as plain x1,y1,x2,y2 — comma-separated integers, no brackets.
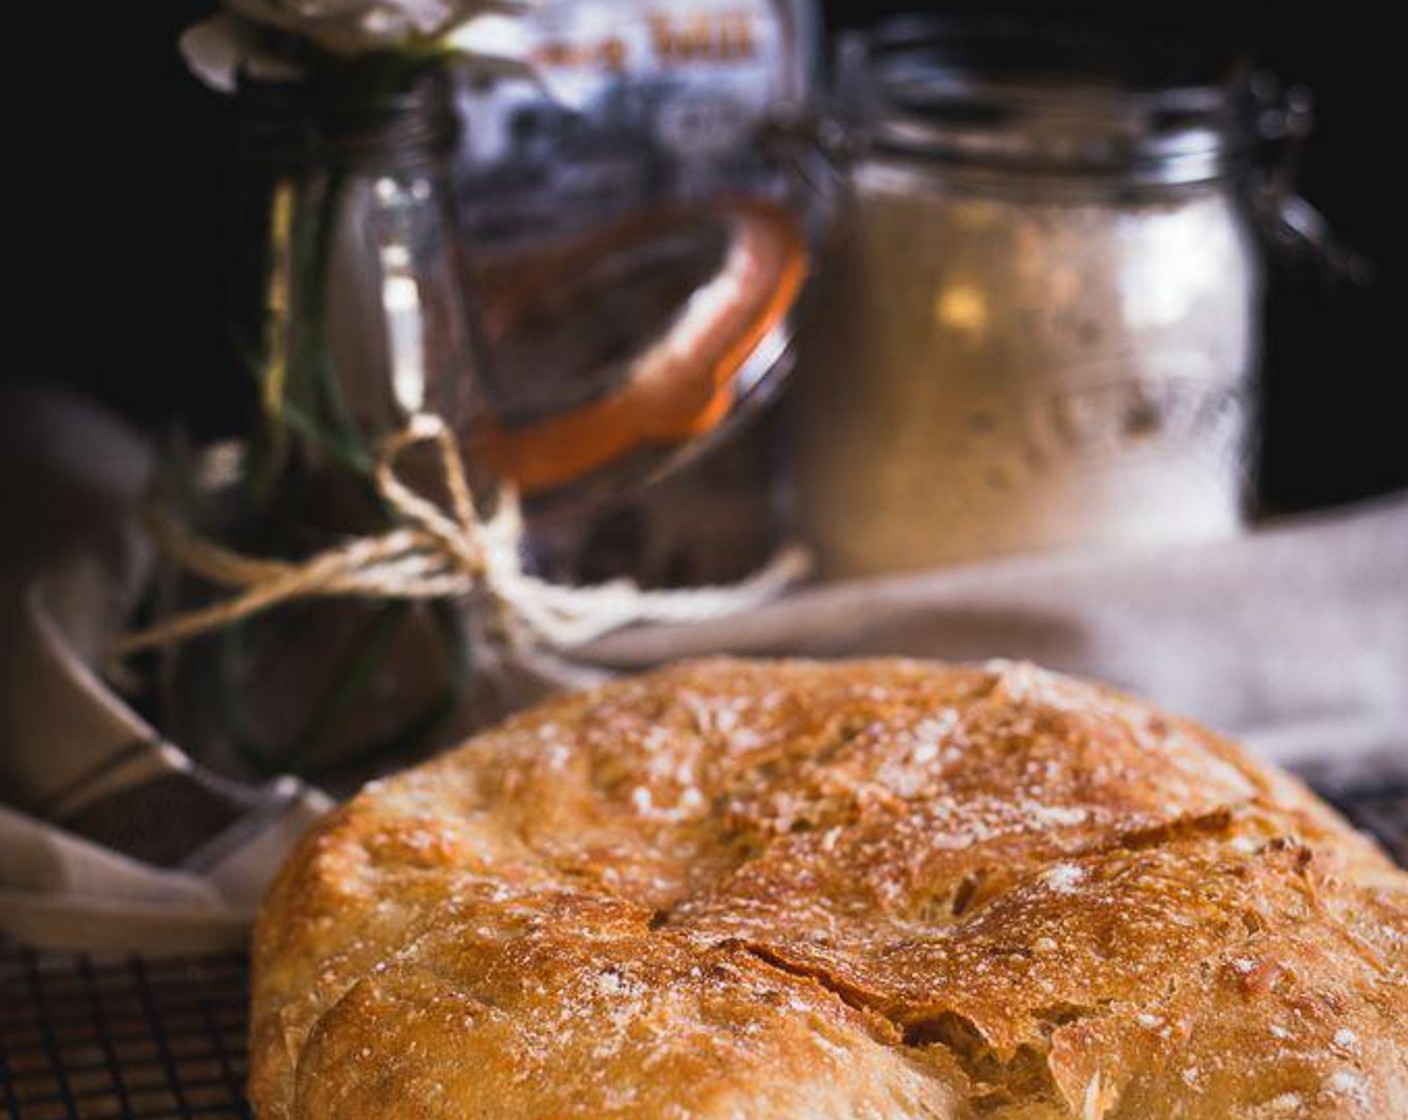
160,72,482,784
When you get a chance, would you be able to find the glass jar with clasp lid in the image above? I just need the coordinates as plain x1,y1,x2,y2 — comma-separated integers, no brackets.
791,18,1317,577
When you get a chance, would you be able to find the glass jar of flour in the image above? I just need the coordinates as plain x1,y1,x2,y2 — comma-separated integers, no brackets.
792,20,1264,577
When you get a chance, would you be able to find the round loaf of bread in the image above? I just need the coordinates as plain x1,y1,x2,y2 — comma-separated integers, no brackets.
250,660,1408,1118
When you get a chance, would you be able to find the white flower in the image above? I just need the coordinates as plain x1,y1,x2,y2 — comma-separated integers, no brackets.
222,0,527,57
181,0,541,92
180,14,299,92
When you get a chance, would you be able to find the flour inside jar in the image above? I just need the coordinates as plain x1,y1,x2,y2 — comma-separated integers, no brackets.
791,24,1261,577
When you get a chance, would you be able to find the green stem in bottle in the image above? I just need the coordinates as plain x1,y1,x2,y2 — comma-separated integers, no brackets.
300,600,472,783
283,601,410,774
289,169,376,477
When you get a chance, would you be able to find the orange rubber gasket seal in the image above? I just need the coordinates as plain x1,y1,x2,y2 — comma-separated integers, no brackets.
473,198,809,496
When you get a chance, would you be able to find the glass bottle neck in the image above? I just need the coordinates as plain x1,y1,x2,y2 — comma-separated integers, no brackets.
236,75,460,174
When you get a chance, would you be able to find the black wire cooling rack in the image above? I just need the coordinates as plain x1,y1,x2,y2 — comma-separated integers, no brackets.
0,950,250,1120
1,763,1403,1120
1299,754,1408,869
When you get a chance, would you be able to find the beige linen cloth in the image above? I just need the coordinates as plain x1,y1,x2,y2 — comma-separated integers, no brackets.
1,385,1404,954
0,388,333,953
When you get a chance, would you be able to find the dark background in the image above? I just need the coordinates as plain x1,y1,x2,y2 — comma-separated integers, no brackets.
21,0,1402,515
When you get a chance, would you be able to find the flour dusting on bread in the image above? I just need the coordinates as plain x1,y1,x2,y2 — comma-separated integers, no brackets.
250,660,1408,1119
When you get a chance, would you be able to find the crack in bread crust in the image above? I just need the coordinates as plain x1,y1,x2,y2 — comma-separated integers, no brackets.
250,659,1408,1119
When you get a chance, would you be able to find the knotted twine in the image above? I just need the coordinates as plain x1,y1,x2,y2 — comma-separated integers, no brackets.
112,413,809,660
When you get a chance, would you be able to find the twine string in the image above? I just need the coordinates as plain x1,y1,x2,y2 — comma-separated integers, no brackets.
112,414,809,659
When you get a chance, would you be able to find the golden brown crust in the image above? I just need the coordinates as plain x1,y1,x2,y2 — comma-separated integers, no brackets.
250,659,1408,1119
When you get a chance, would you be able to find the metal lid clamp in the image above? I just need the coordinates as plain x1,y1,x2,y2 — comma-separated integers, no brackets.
1245,72,1374,287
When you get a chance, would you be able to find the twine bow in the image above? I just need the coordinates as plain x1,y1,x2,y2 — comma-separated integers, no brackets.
112,414,809,660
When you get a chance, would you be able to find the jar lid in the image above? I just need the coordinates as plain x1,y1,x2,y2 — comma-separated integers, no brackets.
846,16,1248,184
